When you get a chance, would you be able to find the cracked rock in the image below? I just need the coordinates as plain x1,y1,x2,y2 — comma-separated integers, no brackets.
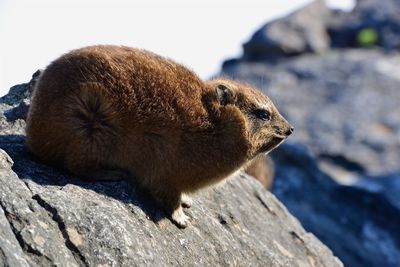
0,149,13,170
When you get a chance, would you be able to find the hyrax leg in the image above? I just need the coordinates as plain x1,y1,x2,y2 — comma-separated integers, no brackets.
171,206,191,228
152,188,191,228
181,193,193,208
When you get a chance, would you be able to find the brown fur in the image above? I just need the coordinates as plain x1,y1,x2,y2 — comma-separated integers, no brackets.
244,155,275,190
26,45,292,227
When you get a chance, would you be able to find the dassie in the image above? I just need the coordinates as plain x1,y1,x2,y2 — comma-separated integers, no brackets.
26,45,293,227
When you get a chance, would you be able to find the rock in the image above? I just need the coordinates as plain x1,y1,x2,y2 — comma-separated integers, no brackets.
242,0,330,61
4,99,31,122
0,70,39,136
271,143,400,267
238,0,400,63
0,202,32,267
0,149,13,170
354,173,400,211
0,70,40,106
328,0,400,49
222,49,400,176
0,80,342,266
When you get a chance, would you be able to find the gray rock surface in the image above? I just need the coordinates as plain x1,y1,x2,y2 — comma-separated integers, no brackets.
0,80,342,266
243,0,330,60
239,0,400,63
329,0,400,49
271,143,400,267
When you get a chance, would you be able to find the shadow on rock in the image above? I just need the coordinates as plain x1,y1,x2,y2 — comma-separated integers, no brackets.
0,134,165,224
271,143,400,267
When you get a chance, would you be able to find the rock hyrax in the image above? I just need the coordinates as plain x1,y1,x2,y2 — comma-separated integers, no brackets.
26,45,293,227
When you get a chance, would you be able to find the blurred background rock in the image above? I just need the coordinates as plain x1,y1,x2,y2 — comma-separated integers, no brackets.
226,0,400,266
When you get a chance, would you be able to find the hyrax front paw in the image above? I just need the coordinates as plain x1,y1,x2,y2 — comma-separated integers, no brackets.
181,194,193,208
171,207,191,228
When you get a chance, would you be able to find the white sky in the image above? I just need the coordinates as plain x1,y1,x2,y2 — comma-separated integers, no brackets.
0,0,354,96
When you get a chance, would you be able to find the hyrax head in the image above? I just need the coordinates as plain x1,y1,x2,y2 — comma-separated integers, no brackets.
206,79,293,158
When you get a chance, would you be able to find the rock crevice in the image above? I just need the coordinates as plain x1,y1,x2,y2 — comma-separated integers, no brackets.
31,194,89,267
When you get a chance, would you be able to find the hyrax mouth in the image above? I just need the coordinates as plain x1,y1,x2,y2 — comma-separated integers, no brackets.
260,135,286,154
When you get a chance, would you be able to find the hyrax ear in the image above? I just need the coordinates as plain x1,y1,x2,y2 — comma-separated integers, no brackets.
216,84,235,106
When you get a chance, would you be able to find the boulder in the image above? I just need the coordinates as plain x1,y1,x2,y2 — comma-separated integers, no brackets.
242,0,330,61
271,143,400,267
238,0,400,63
329,0,400,50
0,79,342,266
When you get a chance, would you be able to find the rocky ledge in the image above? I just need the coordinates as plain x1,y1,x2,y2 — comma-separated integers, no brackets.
0,80,342,266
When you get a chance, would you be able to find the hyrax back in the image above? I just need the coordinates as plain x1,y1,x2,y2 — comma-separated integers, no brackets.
26,45,293,227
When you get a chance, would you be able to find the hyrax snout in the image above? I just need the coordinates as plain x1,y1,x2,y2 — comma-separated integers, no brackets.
26,45,292,227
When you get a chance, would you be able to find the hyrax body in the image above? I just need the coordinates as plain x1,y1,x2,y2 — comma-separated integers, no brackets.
26,45,293,227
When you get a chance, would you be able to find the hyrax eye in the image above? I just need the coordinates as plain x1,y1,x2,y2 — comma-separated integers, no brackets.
253,109,271,121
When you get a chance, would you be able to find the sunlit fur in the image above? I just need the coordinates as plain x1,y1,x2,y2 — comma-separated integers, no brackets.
26,45,292,227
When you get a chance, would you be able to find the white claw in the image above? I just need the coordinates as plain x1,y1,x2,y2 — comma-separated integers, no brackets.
171,207,190,228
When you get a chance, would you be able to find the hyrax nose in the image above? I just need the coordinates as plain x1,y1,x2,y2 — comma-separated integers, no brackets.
285,126,294,136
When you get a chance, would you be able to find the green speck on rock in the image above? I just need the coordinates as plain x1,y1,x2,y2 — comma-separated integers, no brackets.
357,28,379,47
